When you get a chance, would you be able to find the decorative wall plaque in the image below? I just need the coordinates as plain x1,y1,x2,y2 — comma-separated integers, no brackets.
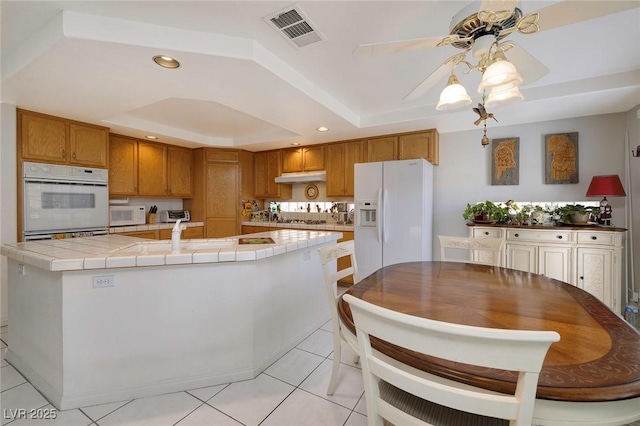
491,137,519,185
545,132,579,184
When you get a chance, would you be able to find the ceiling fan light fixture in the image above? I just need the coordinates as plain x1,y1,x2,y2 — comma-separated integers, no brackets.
485,84,524,108
477,52,522,92
436,74,472,110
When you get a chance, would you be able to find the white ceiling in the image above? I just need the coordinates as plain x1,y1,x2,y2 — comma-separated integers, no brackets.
2,1,639,151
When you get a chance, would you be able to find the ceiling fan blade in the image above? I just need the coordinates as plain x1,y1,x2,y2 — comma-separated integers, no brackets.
535,0,639,32
403,60,456,101
503,43,549,85
353,36,447,57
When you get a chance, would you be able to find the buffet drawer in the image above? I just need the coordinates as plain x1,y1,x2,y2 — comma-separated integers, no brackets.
506,229,572,243
471,227,504,238
577,231,617,246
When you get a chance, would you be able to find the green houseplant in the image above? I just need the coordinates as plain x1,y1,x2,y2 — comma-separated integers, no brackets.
463,201,510,224
552,204,597,224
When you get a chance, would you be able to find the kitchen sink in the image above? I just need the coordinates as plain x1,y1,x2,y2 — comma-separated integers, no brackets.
114,240,235,253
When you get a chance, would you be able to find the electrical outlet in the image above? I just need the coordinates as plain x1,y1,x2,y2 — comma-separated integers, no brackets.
18,264,26,275
632,291,639,303
93,275,114,288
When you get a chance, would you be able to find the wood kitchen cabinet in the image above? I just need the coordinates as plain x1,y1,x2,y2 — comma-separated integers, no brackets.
138,141,168,196
185,148,253,238
337,230,355,285
18,109,109,168
282,146,324,172
109,135,138,195
365,129,439,165
325,140,364,197
109,136,192,197
470,225,625,313
254,150,292,199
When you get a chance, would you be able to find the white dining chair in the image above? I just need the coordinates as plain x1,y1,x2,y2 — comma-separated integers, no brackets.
317,240,361,395
343,293,560,426
438,235,504,266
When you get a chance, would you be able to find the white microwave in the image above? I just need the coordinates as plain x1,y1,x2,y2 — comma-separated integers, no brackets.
109,205,146,226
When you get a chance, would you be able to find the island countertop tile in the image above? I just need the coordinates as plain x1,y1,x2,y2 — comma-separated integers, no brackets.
1,230,342,272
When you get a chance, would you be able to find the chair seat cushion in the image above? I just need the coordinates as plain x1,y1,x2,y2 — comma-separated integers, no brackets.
379,380,509,426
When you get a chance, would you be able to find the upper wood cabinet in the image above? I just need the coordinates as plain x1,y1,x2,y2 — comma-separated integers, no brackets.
18,109,108,167
326,140,364,197
109,135,138,195
254,150,292,199
138,141,169,196
365,129,439,165
282,146,325,172
108,135,192,198
167,146,193,197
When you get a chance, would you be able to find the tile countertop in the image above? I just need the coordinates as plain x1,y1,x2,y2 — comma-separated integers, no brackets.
109,221,205,234
1,229,342,272
242,221,354,231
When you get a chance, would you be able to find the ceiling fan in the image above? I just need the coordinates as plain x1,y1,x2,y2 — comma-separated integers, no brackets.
354,0,638,105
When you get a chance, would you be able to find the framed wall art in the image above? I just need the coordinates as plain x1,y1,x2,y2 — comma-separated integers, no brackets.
545,132,579,184
491,137,519,185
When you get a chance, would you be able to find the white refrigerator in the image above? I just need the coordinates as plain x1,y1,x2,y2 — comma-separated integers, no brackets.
354,159,433,280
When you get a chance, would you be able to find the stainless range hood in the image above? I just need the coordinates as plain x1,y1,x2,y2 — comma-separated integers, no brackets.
274,170,326,183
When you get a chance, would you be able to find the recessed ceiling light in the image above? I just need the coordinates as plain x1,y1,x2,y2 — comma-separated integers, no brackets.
146,135,158,140
152,55,180,69
316,126,329,132
291,142,301,146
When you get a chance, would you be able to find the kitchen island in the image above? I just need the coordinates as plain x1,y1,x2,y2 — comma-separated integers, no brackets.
1,229,341,410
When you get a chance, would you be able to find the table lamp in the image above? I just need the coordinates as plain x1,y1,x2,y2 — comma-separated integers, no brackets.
585,175,626,226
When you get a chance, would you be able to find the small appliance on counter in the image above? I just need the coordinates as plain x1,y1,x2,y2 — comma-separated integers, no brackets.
159,210,190,223
109,205,146,226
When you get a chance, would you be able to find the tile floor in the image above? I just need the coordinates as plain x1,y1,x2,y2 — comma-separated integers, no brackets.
0,320,367,426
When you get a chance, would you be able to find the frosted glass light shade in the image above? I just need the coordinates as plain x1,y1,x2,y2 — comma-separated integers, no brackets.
436,75,472,110
484,84,524,107
478,59,523,93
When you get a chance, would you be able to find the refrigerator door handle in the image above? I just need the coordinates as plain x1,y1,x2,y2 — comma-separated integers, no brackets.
383,188,389,244
377,188,383,244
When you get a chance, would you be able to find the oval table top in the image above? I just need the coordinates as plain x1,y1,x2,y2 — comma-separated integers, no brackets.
338,261,640,403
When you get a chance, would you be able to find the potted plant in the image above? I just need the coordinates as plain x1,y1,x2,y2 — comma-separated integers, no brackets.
463,201,510,224
530,205,554,226
552,204,597,224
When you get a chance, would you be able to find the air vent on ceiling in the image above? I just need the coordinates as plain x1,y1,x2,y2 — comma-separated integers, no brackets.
264,6,324,48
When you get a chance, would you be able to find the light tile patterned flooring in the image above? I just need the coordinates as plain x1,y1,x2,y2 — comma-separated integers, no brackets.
0,319,367,426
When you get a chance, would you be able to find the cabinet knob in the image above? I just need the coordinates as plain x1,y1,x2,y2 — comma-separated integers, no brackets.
557,235,563,239
580,276,584,280
61,149,66,158
514,233,519,237
591,236,597,240
484,231,489,236
72,152,76,159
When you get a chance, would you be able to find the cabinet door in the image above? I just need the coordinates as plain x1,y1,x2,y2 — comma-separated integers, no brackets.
282,148,303,173
20,111,67,162
206,163,238,237
398,131,439,165
109,136,138,195
366,136,397,162
506,243,536,273
254,152,268,198
266,151,291,199
69,123,108,167
538,246,572,282
577,247,614,309
303,146,324,171
325,143,346,197
167,146,193,197
343,141,363,197
138,142,168,196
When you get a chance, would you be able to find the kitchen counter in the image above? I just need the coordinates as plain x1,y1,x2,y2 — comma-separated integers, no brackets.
242,220,354,231
3,230,340,409
1,229,341,271
109,221,204,234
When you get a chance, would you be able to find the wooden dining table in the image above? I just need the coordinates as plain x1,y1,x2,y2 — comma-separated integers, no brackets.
338,261,640,425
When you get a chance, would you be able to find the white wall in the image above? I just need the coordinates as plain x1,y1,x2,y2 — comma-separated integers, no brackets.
1,103,17,326
433,112,633,299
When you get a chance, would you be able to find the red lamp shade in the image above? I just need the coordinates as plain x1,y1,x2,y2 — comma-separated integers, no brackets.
585,175,626,197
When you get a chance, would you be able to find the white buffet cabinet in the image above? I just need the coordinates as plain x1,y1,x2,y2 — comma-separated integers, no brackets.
469,225,626,314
